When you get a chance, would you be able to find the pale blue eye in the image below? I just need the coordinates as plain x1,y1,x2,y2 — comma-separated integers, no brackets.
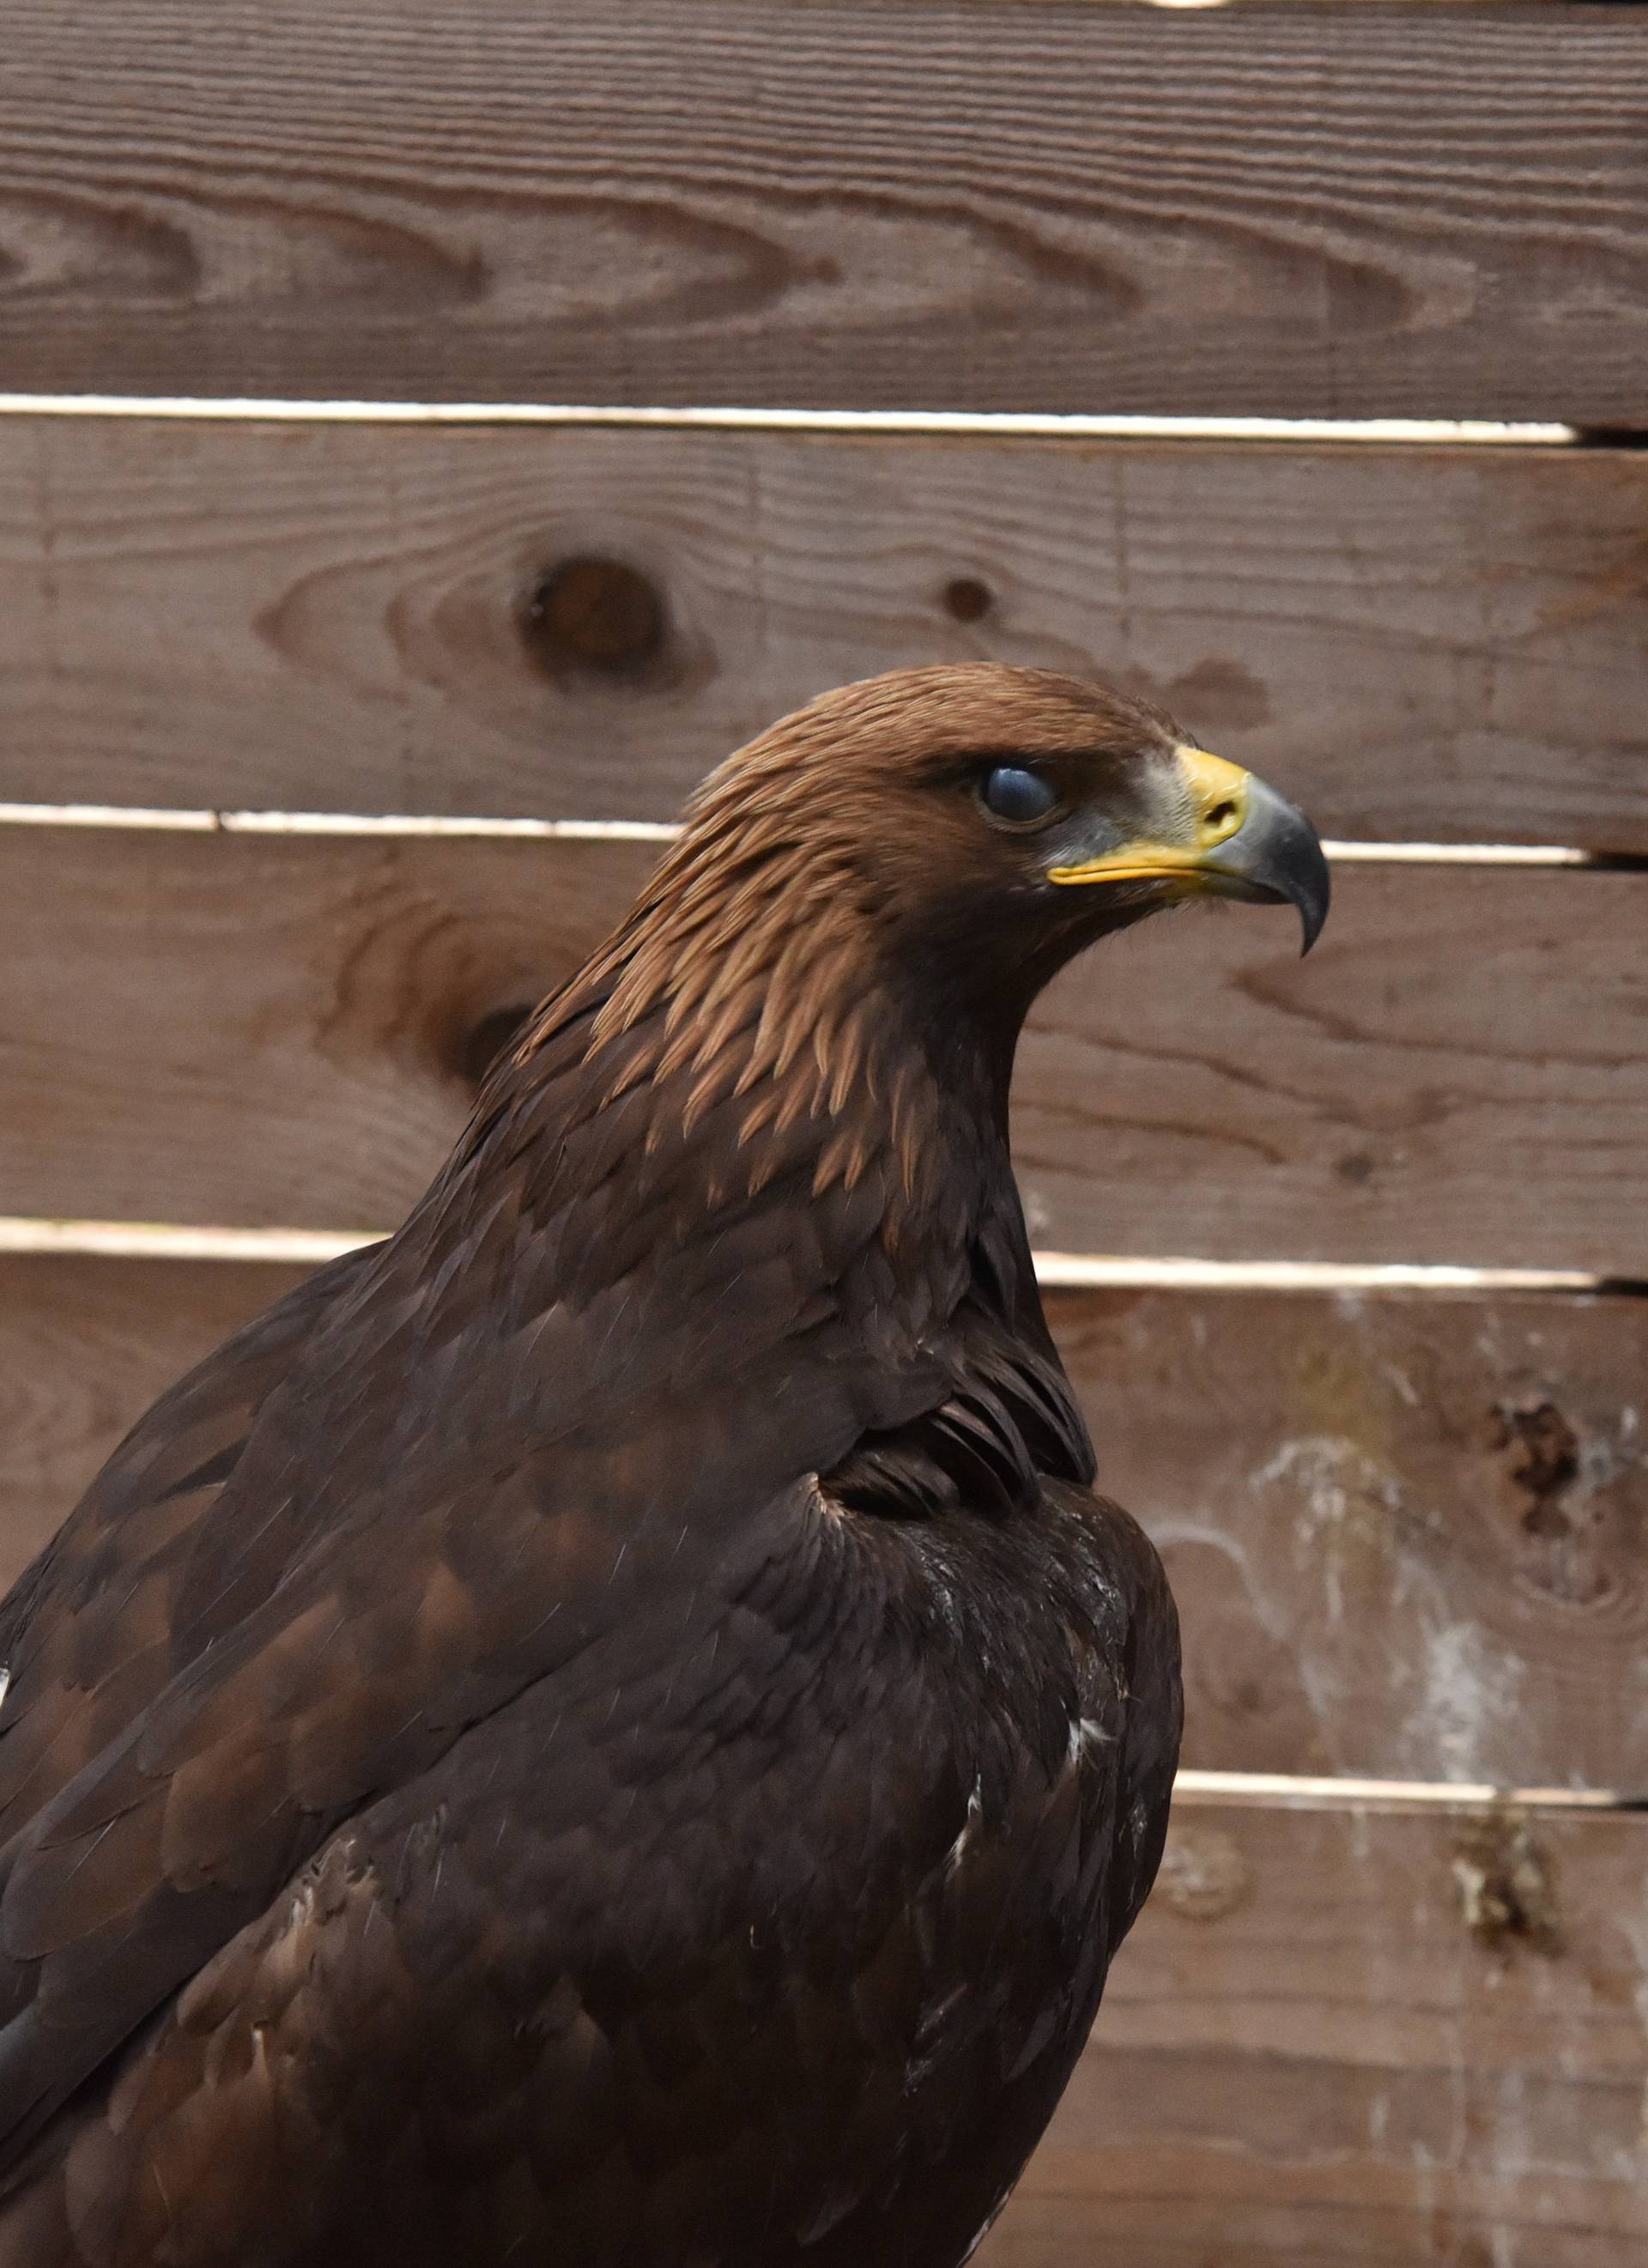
981,764,1057,824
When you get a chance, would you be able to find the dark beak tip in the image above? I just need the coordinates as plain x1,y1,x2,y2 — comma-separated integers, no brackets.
1298,884,1330,957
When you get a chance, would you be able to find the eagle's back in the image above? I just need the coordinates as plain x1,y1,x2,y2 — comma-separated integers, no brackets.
0,1458,1178,2268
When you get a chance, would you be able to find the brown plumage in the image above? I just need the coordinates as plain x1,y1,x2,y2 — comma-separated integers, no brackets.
0,665,1328,2267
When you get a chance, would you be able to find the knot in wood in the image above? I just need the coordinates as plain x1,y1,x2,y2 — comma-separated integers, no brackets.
522,556,668,682
1492,1400,1581,1538
1156,1825,1252,1923
942,575,993,625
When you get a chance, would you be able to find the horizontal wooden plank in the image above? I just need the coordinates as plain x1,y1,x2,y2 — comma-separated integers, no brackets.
5,420,1648,849
4,1252,1644,1789
981,1799,1648,2265
1,832,1644,1270
3,3,1645,418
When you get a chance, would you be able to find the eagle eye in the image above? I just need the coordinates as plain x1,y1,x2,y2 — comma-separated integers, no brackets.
979,764,1057,826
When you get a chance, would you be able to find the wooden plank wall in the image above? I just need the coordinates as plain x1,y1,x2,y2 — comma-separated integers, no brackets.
1,3,1645,2259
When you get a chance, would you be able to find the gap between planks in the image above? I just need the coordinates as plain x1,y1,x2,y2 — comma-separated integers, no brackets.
0,805,1644,872
4,1217,1646,1297
1170,1773,1646,1816
0,396,1579,445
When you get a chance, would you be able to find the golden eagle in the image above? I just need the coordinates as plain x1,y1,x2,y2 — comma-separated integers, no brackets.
0,666,1327,2266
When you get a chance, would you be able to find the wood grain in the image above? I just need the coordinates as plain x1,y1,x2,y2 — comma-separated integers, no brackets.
5,418,1648,848
1,830,1643,1270
980,1799,1648,2265
2,3,1646,418
3,1252,1643,1789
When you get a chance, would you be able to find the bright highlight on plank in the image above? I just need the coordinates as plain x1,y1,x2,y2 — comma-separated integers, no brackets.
0,1219,1634,1300
0,804,1623,870
0,394,1579,447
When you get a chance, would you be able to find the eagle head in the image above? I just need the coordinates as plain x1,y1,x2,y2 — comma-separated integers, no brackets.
509,664,1328,1235
660,661,1328,1015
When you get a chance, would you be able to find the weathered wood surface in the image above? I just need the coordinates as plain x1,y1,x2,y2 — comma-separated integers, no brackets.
1048,1286,1648,1790
5,419,1648,849
980,1798,1648,2265
3,4,1646,418
4,1252,1644,1788
0,828,1641,1269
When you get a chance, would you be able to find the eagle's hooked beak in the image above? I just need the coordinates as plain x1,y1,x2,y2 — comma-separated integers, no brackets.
1047,746,1331,954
